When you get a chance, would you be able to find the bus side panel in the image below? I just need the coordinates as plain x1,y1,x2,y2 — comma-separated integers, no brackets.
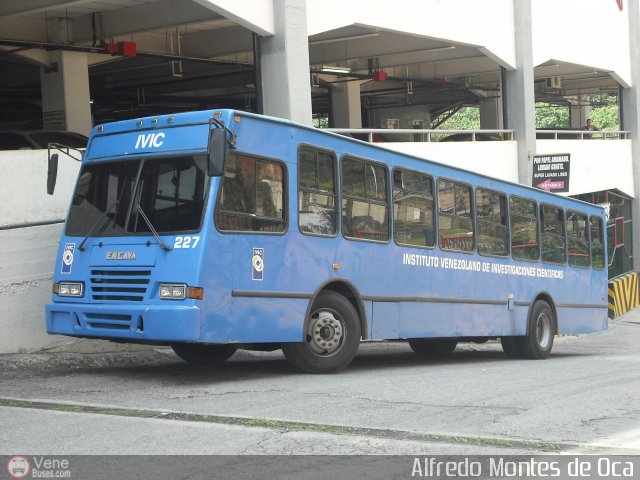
395,302,515,339
227,297,309,343
557,307,608,334
199,224,235,343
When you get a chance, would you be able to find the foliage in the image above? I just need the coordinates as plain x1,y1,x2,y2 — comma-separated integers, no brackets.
535,103,569,129
435,107,480,130
589,102,619,131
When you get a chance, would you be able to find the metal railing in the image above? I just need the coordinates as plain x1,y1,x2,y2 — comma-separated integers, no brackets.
325,128,629,143
535,130,629,140
326,128,514,143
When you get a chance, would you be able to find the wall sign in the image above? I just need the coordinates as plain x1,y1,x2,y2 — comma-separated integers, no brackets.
532,153,570,193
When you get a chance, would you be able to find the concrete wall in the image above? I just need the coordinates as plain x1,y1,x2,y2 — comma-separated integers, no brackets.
0,150,80,228
379,139,634,198
532,0,631,85
0,150,79,353
536,139,634,198
307,0,516,68
0,224,65,353
380,141,519,183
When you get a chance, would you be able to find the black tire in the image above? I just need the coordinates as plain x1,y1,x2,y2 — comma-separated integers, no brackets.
408,338,457,356
172,343,237,365
500,336,523,358
518,300,555,359
282,290,361,373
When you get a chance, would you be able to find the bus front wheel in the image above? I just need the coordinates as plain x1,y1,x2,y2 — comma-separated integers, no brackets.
172,343,237,365
408,338,457,355
282,291,361,373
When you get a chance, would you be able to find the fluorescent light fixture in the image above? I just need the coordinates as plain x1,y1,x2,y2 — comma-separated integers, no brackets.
320,65,352,74
424,45,457,53
309,33,380,46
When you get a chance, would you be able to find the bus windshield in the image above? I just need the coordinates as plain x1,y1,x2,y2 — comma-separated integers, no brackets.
66,154,209,237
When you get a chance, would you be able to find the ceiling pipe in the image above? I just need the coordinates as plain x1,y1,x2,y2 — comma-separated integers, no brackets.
0,38,252,67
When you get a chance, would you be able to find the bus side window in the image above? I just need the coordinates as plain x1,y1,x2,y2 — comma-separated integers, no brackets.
298,147,337,236
510,196,539,261
438,179,474,252
341,156,389,242
590,216,605,270
567,211,590,268
476,188,508,257
215,154,286,233
541,204,566,264
393,169,435,248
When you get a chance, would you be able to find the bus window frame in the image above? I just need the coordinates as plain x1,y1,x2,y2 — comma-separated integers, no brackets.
340,154,391,244
540,202,567,266
392,166,436,251
213,151,289,236
590,215,606,271
566,209,591,269
475,186,510,259
508,194,541,263
297,143,339,238
437,176,475,255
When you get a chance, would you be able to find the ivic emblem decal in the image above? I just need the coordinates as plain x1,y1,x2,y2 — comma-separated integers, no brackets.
252,248,264,281
61,243,75,274
106,251,137,260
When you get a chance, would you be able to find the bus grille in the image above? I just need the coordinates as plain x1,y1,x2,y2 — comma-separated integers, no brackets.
90,269,151,302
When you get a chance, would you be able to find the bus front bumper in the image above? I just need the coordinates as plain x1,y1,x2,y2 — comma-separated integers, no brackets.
46,302,202,343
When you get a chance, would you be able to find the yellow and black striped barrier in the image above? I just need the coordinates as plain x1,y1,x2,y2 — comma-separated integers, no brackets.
608,272,640,318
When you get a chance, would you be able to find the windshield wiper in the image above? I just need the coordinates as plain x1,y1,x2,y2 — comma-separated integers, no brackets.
78,200,118,251
135,204,172,251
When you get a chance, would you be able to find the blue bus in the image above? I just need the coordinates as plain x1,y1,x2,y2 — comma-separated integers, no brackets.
46,110,608,373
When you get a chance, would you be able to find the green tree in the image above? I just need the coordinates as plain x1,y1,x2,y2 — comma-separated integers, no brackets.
435,107,480,130
589,94,619,130
535,103,569,128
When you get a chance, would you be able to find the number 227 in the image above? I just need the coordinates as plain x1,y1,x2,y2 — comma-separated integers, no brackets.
174,236,200,249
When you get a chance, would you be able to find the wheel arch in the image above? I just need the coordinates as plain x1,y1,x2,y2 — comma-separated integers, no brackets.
529,291,558,334
307,279,367,340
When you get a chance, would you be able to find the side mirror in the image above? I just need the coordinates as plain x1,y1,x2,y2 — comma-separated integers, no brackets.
47,153,59,195
207,129,226,176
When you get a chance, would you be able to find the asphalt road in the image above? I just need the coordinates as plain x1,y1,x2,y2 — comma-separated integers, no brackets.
1,310,639,457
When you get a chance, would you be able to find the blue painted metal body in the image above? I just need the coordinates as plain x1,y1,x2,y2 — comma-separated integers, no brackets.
46,109,609,345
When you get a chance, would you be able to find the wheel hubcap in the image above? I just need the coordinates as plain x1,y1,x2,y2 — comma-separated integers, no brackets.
536,312,552,349
306,309,345,356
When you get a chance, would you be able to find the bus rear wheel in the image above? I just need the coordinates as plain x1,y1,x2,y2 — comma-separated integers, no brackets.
282,291,361,373
408,338,458,355
172,344,237,365
519,300,555,359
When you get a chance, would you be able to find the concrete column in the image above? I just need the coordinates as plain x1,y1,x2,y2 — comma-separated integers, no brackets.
479,96,503,129
622,0,640,270
331,80,364,128
504,0,536,185
569,96,589,129
259,0,312,125
40,50,92,136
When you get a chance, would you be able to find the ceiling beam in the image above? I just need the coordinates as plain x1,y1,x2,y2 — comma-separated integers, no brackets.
72,0,223,42
0,0,94,18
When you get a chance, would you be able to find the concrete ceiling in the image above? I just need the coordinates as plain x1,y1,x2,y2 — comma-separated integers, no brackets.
0,0,621,128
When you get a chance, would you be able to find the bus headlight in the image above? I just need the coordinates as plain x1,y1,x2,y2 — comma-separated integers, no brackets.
159,284,204,300
55,282,84,297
